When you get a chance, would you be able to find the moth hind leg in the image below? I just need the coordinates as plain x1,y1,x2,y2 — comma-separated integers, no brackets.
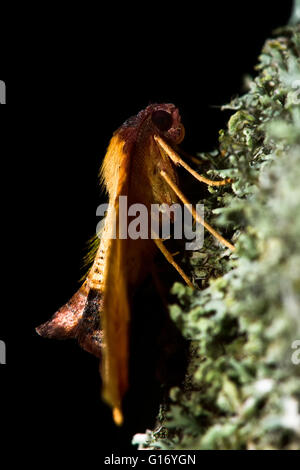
159,169,235,251
154,238,194,288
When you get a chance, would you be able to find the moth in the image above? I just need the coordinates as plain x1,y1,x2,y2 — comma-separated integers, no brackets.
36,103,234,425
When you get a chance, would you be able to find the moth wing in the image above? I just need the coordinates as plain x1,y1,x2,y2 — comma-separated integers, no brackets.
100,135,132,425
35,283,90,339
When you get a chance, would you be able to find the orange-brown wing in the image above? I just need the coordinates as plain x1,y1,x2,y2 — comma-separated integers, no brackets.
99,134,132,425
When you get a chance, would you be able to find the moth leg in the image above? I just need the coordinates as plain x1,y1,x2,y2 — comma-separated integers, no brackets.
172,251,180,257
154,238,194,288
154,135,231,186
175,146,204,165
160,170,235,251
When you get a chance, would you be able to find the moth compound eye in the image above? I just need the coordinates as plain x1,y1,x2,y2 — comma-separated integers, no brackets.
151,110,173,132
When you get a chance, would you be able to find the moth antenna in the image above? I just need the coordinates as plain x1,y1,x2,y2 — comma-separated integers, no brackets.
154,135,231,186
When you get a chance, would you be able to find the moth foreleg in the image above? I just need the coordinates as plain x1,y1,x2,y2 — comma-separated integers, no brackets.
154,135,231,187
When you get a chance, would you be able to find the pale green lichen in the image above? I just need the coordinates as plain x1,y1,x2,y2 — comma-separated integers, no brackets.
133,9,300,451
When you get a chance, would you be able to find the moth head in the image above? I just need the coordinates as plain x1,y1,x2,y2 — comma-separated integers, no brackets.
150,104,185,144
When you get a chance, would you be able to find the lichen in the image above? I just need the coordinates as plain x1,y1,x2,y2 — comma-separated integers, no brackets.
133,11,300,451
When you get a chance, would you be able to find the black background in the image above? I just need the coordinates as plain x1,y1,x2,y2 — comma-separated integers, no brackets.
1,1,294,460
